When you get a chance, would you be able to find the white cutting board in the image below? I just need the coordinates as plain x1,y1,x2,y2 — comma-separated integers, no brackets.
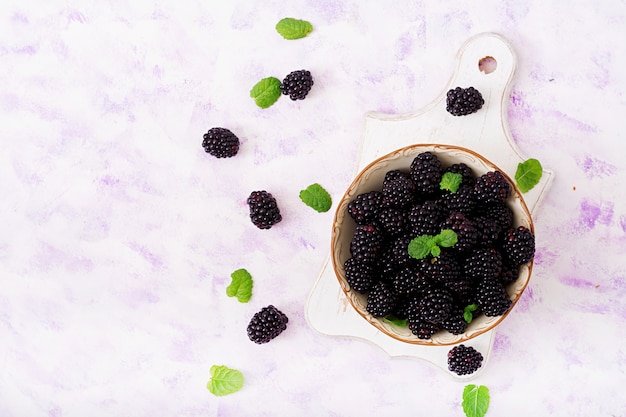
305,32,554,380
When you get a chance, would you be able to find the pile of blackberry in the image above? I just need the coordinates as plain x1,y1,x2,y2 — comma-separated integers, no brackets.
343,151,535,340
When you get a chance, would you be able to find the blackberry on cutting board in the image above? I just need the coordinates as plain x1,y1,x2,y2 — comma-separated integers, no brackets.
347,191,383,225
447,344,484,375
446,86,484,116
280,70,314,100
410,152,443,197
501,226,536,267
247,190,282,229
202,127,240,158
247,305,289,344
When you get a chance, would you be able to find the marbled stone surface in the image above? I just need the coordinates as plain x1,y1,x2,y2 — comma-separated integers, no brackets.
1,1,625,416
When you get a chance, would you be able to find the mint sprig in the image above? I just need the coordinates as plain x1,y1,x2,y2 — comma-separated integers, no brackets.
275,18,313,40
515,158,543,193
299,183,332,212
440,172,463,193
462,384,490,417
250,77,282,109
383,315,408,327
408,229,458,259
207,365,244,396
226,268,253,303
463,304,478,323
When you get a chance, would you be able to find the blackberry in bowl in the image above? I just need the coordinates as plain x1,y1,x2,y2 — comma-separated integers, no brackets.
330,144,534,346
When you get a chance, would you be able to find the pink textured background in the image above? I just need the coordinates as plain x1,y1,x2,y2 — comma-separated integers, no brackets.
1,1,625,416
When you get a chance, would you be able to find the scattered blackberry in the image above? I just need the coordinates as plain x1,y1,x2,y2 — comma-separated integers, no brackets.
446,86,484,116
202,127,240,158
391,265,430,297
377,235,414,275
463,247,503,281
418,252,461,286
366,281,397,317
382,173,416,208
441,307,469,335
347,191,383,225
474,171,511,204
344,258,375,293
440,184,476,215
349,224,383,264
447,344,483,375
247,305,289,344
409,152,443,197
377,207,407,236
280,70,314,100
247,190,282,229
408,319,440,339
441,212,478,254
417,287,455,324
409,200,446,236
501,226,535,267
475,278,512,316
444,163,476,187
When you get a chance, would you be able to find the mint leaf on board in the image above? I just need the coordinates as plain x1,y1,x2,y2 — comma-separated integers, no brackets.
462,384,490,417
515,158,543,193
299,183,332,212
207,365,244,396
440,172,463,193
226,268,253,303
408,235,435,259
463,304,478,323
275,17,313,40
250,77,281,109
383,315,408,327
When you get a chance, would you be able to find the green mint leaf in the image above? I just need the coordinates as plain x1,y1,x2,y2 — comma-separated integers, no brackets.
226,268,253,303
383,315,408,327
250,77,281,109
463,304,478,323
515,158,543,193
408,235,435,260
462,384,490,417
275,17,313,40
440,172,463,193
430,245,441,257
435,229,458,248
207,365,244,396
299,183,332,213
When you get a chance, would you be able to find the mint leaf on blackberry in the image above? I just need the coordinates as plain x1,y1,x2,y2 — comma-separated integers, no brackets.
440,172,463,193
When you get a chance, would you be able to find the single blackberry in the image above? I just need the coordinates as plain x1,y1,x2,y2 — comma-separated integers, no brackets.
377,235,413,275
247,305,289,344
442,277,475,307
202,127,240,158
474,171,511,204
382,173,416,208
447,344,483,375
446,86,484,116
440,184,476,216
280,70,314,100
349,224,383,264
473,215,501,247
376,207,408,237
441,212,478,254
463,247,503,281
344,258,375,293
417,287,455,324
347,191,383,225
391,265,430,297
409,152,443,197
247,190,282,229
409,200,446,236
478,202,513,231
418,252,461,286
498,262,520,286
444,163,476,187
501,226,535,267
366,281,397,317
441,307,468,335
408,318,440,339
475,278,512,316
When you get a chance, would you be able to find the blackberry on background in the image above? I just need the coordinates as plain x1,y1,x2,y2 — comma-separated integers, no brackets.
446,86,484,116
202,127,240,158
247,305,289,344
280,70,314,100
247,190,282,229
447,344,484,375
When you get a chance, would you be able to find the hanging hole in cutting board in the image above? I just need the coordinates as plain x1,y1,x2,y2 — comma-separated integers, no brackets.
478,56,497,74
